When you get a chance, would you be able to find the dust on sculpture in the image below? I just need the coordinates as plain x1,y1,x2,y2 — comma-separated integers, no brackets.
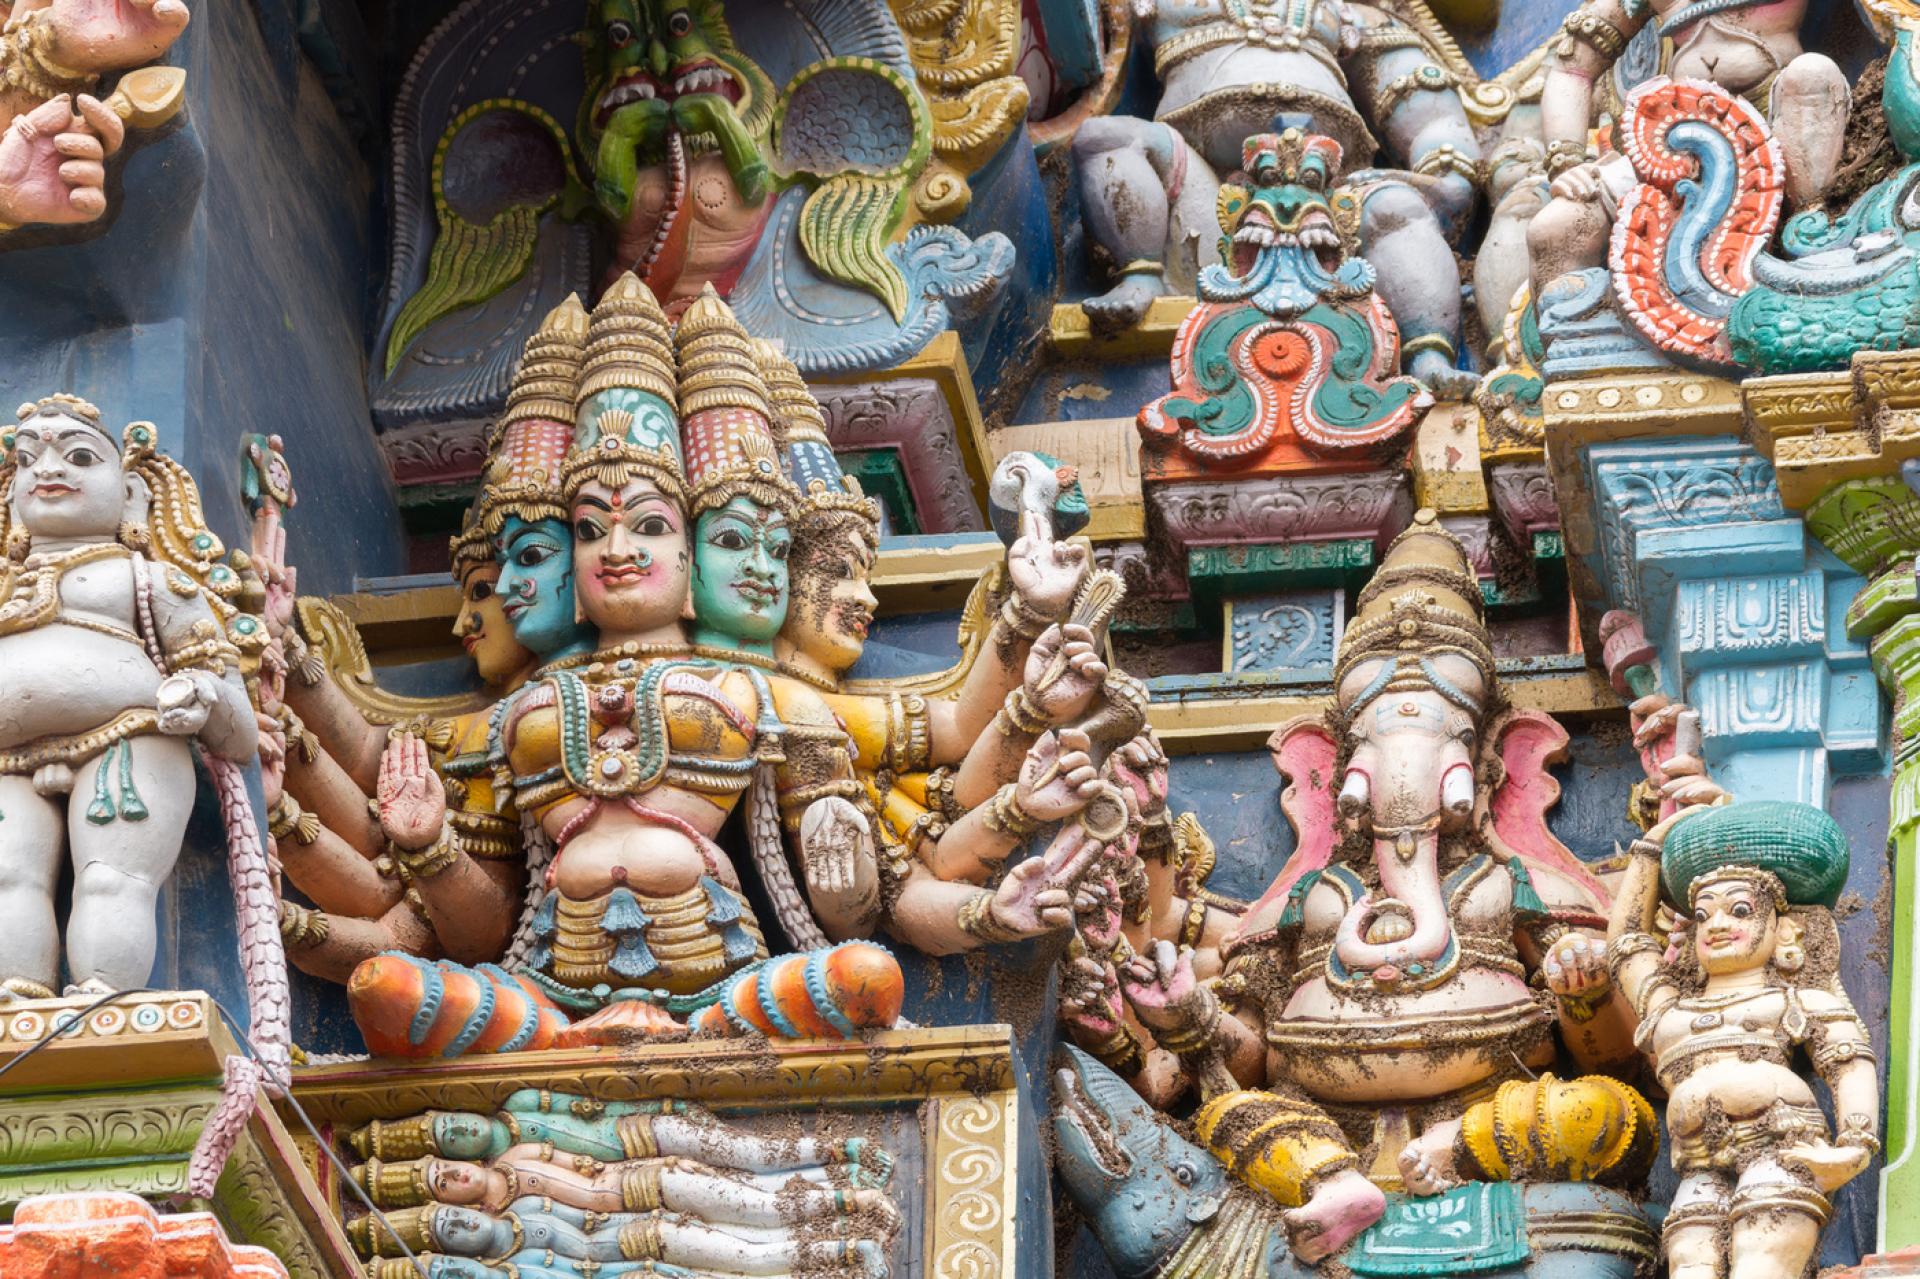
0,0,190,231
0,395,261,998
1060,513,1669,1269
1071,0,1481,394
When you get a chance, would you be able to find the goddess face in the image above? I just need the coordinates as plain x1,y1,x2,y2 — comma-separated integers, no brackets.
453,562,533,685
425,1159,489,1206
496,516,593,658
8,412,129,539
779,520,876,675
571,477,691,640
1690,876,1779,977
692,495,790,647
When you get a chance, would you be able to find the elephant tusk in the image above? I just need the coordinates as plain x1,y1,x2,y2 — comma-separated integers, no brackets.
1338,770,1370,818
1441,764,1474,820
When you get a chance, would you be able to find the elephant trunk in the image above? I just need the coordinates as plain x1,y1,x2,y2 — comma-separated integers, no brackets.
1332,743,1467,976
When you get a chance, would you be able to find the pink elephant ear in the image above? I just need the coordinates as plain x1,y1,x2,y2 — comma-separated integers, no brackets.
1480,709,1608,913
1229,717,1341,949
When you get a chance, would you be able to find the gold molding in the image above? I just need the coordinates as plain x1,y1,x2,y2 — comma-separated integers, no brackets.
1744,349,1920,509
287,1025,1019,1126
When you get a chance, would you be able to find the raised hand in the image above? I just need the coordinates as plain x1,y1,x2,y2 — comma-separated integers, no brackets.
1007,528,1089,619
1060,947,1125,1038
1542,933,1610,1005
1107,731,1168,822
1017,727,1103,822
990,824,1107,940
1119,938,1200,1033
0,94,122,229
377,733,445,851
1022,624,1108,723
42,0,191,76
799,795,870,898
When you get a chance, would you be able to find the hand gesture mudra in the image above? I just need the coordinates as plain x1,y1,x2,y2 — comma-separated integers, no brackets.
1006,526,1089,618
799,796,870,898
378,733,446,851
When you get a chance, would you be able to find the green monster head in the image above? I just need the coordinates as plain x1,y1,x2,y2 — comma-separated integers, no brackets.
579,0,776,217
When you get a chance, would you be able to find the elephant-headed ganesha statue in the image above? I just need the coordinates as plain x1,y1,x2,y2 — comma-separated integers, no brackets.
1058,511,1665,1272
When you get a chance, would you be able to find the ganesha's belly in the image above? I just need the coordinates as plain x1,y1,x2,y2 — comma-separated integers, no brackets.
1267,970,1552,1103
0,626,164,753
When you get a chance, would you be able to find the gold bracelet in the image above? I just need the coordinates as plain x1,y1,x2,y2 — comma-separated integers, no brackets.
1155,985,1223,1056
1118,258,1165,278
390,828,460,879
925,766,964,821
1557,985,1611,1023
1086,1024,1147,1076
957,890,1024,944
280,902,330,948
268,795,321,846
1002,687,1050,736
998,593,1051,641
1558,8,1630,60
1545,138,1590,179
1414,145,1482,185
981,784,1042,839
1376,64,1458,119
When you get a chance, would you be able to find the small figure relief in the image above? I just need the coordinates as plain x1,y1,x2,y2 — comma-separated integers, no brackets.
1072,0,1482,395
345,1089,901,1278
0,0,190,234
0,394,261,1000
1605,800,1878,1279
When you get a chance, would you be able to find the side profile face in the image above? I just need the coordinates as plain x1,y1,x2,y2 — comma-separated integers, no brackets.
692,494,790,646
496,516,592,658
425,1159,489,1206
8,412,130,539
571,477,691,640
779,519,876,675
453,562,534,685
1691,875,1782,977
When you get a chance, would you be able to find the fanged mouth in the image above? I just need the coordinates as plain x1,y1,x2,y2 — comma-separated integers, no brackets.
594,59,742,127
502,600,531,622
1054,1066,1131,1178
1230,206,1343,275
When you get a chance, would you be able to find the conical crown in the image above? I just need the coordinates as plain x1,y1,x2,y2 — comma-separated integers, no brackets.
750,338,826,448
676,285,771,420
577,272,677,410
564,274,687,503
676,286,790,516
1334,509,1494,697
493,294,588,448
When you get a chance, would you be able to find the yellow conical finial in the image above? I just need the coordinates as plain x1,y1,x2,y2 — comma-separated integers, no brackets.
577,272,677,410
750,337,827,448
495,294,589,446
1334,509,1495,698
675,283,771,420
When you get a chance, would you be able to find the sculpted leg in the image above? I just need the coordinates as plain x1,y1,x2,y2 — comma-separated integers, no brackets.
1663,1171,1731,1279
64,735,195,991
1073,117,1217,332
1525,186,1611,300
1727,1156,1825,1279
1771,53,1850,210
1476,166,1550,342
0,775,65,993
1358,180,1475,397
1192,1088,1383,1263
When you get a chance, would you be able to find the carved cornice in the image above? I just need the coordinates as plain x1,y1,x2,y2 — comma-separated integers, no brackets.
1745,349,1920,511
1807,478,1920,579
1147,470,1413,556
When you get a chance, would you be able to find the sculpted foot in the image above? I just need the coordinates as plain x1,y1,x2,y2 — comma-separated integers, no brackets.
1407,348,1477,400
1282,1168,1385,1264
1083,273,1167,334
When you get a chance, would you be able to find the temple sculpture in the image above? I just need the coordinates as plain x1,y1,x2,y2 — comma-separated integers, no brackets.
7,0,1920,1276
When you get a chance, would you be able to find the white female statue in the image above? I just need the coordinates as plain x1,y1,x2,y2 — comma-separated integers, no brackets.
0,394,260,998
